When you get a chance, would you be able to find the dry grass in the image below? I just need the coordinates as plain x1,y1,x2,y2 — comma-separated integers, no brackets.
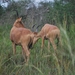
0,24,75,75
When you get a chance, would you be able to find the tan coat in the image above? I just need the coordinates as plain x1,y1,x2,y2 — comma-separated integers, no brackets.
10,18,35,63
34,24,61,50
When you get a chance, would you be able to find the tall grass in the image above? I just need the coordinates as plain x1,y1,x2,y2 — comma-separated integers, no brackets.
0,24,75,75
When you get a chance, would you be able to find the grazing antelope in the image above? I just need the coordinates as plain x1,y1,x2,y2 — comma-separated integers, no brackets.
33,24,61,50
10,18,36,63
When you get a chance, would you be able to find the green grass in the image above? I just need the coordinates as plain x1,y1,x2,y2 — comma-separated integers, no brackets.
0,24,75,75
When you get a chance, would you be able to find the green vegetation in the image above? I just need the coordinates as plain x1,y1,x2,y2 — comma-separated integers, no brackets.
0,0,75,75
0,24,75,75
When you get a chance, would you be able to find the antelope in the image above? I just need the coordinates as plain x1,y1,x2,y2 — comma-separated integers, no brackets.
33,24,61,50
10,17,36,64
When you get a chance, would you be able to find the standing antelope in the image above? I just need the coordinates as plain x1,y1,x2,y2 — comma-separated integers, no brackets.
33,24,61,50
10,18,36,64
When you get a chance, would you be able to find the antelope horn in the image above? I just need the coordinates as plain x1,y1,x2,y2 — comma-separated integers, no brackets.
32,24,36,28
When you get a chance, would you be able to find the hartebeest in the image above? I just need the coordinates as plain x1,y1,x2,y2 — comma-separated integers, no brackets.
33,24,61,50
10,18,36,63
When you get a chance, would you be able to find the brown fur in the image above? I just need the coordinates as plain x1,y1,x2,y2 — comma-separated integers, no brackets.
10,18,35,63
34,24,61,50
33,32,38,36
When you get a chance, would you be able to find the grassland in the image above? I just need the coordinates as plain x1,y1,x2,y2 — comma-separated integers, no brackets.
0,24,75,75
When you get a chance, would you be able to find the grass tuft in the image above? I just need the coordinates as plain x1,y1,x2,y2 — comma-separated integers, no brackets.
0,24,75,75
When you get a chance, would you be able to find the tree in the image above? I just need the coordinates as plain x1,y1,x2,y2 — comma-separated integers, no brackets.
0,5,4,16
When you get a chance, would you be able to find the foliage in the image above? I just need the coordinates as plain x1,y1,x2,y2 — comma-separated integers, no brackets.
0,0,75,74
0,0,75,30
0,5,4,16
0,23,75,75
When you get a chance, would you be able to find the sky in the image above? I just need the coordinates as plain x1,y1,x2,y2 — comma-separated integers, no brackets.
35,0,54,2
1,0,54,7
34,0,54,7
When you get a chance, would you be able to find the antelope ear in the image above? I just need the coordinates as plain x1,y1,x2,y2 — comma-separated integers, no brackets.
19,17,22,21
